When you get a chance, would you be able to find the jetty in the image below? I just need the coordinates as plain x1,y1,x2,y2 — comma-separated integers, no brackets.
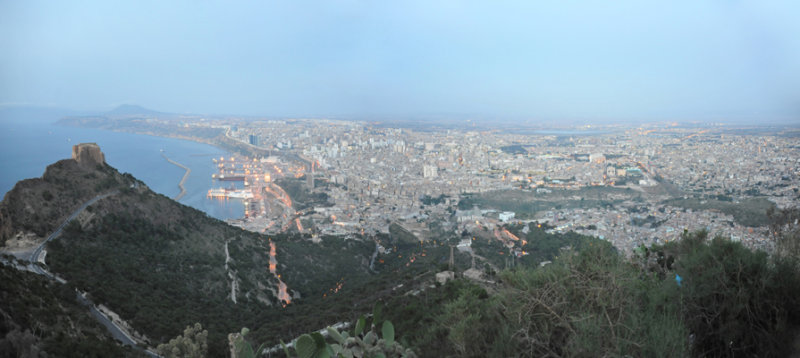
161,152,190,200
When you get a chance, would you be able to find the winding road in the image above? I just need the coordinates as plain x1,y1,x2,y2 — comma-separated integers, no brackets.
22,191,160,357
28,191,118,274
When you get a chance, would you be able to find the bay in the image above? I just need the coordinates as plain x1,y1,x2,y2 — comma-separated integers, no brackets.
0,118,244,220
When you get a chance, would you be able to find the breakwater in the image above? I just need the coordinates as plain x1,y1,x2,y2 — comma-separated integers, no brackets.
1,120,243,220
161,152,191,200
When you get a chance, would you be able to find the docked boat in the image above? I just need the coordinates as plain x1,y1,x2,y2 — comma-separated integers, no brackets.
212,173,246,181
207,188,254,199
207,188,227,198
226,189,254,199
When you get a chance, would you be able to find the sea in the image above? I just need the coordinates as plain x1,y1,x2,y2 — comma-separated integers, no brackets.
0,117,244,220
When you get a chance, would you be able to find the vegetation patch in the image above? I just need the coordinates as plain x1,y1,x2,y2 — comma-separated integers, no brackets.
458,187,633,216
0,264,143,357
377,231,800,357
663,197,775,227
274,178,331,210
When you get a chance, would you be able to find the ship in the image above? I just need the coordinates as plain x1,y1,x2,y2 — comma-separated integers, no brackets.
207,188,227,198
207,188,254,199
226,189,254,199
212,173,246,181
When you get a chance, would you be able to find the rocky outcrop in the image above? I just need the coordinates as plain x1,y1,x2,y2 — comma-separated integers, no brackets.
71,143,105,168
1,144,120,247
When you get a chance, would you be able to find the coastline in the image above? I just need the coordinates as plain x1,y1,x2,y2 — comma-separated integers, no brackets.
54,118,269,160
1,121,245,220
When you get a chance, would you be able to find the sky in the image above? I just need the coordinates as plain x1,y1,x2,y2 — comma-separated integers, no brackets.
1,0,799,123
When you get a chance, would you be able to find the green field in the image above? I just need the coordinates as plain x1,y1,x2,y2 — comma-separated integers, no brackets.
458,187,637,216
663,197,775,227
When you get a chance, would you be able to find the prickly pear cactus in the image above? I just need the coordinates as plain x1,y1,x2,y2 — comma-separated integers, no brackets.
325,317,416,358
230,328,266,358
234,303,416,358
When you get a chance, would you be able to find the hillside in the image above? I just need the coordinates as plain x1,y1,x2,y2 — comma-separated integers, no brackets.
105,104,165,116
0,145,283,354
0,147,132,248
346,231,800,358
0,145,448,355
0,263,143,357
0,145,604,356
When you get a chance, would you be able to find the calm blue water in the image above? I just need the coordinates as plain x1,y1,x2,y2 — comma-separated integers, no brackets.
0,119,244,220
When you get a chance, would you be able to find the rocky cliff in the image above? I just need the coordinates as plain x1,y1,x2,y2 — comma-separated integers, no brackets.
0,144,125,248
71,142,105,168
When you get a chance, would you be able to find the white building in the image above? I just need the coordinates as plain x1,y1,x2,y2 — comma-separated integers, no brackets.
499,211,516,222
590,153,606,163
423,165,438,178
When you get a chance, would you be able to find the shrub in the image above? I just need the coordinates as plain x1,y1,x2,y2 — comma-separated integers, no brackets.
668,233,800,357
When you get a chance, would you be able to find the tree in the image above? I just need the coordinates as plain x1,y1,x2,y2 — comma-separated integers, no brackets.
768,206,800,259
156,323,209,358
665,231,800,357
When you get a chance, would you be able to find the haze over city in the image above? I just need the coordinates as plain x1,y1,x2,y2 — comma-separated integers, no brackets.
2,1,799,122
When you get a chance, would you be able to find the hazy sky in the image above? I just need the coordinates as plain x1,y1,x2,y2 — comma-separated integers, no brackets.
1,1,798,122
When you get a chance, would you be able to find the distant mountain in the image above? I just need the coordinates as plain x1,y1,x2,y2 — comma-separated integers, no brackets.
105,104,165,116
0,104,164,124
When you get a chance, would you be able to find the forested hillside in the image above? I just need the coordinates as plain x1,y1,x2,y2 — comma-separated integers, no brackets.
0,263,143,357
372,231,800,357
